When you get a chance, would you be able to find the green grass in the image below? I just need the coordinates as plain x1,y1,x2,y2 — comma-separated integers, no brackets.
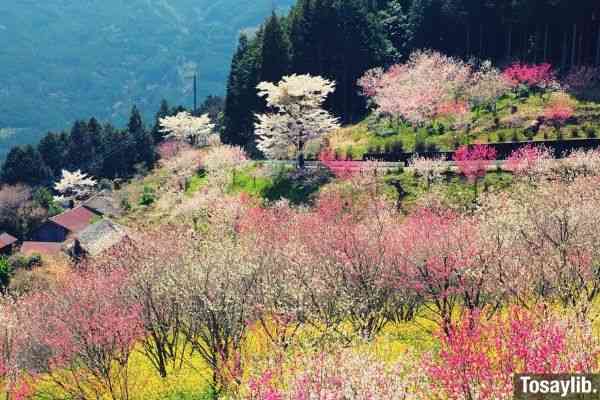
185,171,208,196
229,164,331,205
330,92,600,159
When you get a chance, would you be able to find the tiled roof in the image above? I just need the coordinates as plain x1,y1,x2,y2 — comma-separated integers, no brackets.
0,233,17,248
76,219,127,257
21,242,63,256
49,206,97,233
83,194,122,217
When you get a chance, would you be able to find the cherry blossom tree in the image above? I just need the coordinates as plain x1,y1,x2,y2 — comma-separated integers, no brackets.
255,74,340,168
28,269,143,400
467,61,511,114
409,155,448,188
502,62,557,93
358,51,472,126
201,145,249,190
453,144,497,199
504,145,554,181
53,169,97,203
159,111,215,147
386,208,490,334
543,92,575,134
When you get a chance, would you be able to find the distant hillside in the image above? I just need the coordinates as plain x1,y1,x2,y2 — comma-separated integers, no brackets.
0,0,293,157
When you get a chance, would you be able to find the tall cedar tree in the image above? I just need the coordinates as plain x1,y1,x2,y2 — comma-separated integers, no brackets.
223,34,262,150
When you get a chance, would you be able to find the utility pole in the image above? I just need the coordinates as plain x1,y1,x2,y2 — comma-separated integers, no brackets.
193,73,198,115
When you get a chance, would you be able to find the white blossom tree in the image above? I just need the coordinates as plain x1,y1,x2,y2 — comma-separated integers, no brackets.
159,112,215,147
54,169,97,203
255,74,340,168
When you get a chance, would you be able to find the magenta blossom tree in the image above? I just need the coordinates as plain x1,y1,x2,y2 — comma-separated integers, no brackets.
453,144,497,199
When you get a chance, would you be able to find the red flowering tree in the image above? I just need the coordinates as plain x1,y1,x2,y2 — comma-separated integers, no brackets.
453,144,497,199
427,306,600,400
544,92,575,135
502,63,556,93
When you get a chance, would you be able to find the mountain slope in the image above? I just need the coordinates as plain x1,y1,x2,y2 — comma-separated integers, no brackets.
0,0,293,156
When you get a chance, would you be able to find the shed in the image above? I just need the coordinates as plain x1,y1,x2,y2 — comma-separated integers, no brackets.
21,242,63,257
83,194,123,218
33,206,97,242
0,233,18,255
71,219,128,257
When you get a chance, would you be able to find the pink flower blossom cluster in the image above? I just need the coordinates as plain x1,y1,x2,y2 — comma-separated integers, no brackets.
453,144,497,182
427,306,599,400
502,62,556,90
504,145,554,177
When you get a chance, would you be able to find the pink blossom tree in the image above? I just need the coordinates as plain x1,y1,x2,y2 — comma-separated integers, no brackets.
427,306,600,400
453,144,497,199
28,269,143,400
358,51,472,126
502,62,556,93
388,208,489,334
504,145,554,181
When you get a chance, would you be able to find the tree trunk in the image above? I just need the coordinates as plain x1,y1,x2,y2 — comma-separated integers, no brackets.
543,24,549,62
561,30,568,70
597,24,600,66
479,24,484,57
507,23,513,60
571,23,577,68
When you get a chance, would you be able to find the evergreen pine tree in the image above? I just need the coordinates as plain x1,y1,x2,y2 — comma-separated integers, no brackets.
259,12,290,83
222,34,262,150
1,145,52,186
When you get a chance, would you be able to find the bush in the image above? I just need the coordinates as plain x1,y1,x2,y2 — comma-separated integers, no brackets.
139,186,156,206
497,131,506,142
585,125,597,138
571,127,581,138
0,257,12,292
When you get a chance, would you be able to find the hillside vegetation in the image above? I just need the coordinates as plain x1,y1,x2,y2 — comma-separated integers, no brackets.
0,0,293,157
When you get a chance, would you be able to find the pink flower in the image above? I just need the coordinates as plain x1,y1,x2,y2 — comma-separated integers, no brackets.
453,144,497,182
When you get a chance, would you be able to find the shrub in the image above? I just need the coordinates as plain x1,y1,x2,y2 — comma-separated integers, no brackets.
139,186,156,206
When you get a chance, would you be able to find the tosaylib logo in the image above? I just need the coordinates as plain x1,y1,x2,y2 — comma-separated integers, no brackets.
514,374,600,399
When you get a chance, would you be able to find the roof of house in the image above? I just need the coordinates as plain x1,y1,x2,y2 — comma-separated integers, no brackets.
49,206,97,233
82,194,122,217
75,219,128,257
0,233,18,248
21,241,63,256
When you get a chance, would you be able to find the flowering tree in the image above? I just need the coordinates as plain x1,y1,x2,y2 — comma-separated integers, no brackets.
28,269,143,400
246,349,425,400
359,51,472,126
387,208,489,334
159,111,215,147
255,74,340,168
453,144,497,199
409,155,448,188
543,92,575,133
502,62,556,93
563,66,600,98
201,145,249,190
504,145,554,180
467,61,511,113
427,306,600,400
54,169,97,203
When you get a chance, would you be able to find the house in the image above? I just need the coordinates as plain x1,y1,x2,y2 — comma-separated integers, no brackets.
33,206,98,242
68,219,128,258
20,242,63,257
82,193,123,218
0,233,18,256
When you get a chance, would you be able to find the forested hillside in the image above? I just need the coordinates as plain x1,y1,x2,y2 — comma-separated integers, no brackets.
223,0,600,151
0,0,294,157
